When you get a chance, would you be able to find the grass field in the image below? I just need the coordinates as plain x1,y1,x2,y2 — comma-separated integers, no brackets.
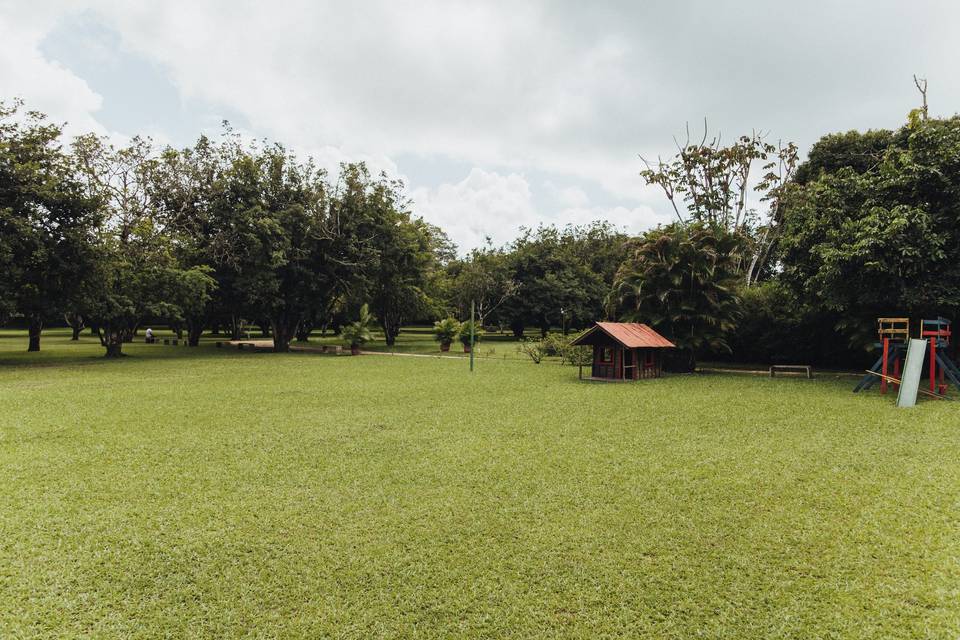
1,329,959,638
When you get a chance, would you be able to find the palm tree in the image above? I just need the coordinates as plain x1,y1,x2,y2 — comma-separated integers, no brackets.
342,304,376,354
610,223,741,371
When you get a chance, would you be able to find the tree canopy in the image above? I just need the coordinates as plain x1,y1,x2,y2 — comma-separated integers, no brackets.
777,115,960,347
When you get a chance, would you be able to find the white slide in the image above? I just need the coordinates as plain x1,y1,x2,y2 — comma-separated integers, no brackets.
897,339,928,408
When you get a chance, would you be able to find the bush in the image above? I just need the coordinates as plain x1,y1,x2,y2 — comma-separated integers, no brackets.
459,320,482,347
540,333,591,366
711,281,867,368
433,317,461,346
539,333,566,357
517,339,544,364
342,304,376,348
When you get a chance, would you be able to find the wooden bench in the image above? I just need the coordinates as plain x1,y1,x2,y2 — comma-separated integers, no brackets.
769,364,813,379
236,342,257,351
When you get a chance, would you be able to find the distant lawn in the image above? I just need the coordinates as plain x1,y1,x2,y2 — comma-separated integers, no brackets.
1,330,958,638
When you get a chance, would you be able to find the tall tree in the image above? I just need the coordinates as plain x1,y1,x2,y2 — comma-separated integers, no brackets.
777,114,960,347
499,223,626,336
151,135,229,345
640,123,797,285
610,223,741,371
73,134,214,357
0,100,99,351
451,244,517,327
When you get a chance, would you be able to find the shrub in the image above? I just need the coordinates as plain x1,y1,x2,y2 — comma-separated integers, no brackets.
517,339,544,364
342,304,376,348
562,343,591,366
459,319,482,347
539,333,567,357
539,333,591,366
433,318,461,346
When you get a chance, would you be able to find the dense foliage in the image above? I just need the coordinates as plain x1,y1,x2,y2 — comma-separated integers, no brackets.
0,101,100,351
4,94,960,367
610,223,741,370
777,116,960,348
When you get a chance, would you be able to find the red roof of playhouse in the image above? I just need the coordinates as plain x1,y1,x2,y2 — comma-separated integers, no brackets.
572,322,676,348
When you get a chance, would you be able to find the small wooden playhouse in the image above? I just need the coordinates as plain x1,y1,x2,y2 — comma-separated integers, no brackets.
571,322,675,381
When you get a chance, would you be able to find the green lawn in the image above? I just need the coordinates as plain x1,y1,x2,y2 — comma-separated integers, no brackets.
1,330,959,638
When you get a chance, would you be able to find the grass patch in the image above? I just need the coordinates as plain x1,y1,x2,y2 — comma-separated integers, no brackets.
1,330,959,637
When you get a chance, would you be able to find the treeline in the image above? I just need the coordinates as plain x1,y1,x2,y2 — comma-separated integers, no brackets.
4,96,960,367
0,99,628,357
0,101,455,355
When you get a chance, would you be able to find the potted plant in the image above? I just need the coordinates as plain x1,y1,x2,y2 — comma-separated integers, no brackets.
459,319,482,353
433,317,461,352
342,303,375,355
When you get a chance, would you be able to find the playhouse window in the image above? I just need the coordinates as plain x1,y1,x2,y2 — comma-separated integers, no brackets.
600,348,613,363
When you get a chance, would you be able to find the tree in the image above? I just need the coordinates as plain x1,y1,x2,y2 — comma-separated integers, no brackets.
360,173,444,346
609,223,741,371
0,100,100,351
777,114,960,347
150,135,228,345
73,134,214,357
451,244,517,327
222,143,334,352
499,223,626,337
369,216,437,346
640,122,798,285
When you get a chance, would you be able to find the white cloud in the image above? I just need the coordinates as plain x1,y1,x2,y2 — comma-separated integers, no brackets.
409,169,536,250
4,0,960,249
557,205,672,236
0,3,105,137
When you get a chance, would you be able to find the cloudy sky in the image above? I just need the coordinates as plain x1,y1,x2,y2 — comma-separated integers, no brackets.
2,1,958,250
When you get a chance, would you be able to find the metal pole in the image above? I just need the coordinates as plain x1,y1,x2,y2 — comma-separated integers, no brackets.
470,300,475,372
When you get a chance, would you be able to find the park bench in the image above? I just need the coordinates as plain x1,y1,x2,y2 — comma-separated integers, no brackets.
236,342,258,350
769,364,813,379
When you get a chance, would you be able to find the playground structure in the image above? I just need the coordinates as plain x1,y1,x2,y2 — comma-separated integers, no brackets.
854,316,960,402
921,318,960,396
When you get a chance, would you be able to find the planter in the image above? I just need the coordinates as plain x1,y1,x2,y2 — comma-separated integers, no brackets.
440,342,451,352
350,345,361,356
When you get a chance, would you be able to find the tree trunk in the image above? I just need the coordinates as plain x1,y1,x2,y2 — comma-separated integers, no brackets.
383,319,400,346
187,325,203,347
259,322,271,338
27,316,42,352
270,316,297,353
186,316,205,347
230,315,243,340
101,327,124,358
64,312,84,340
296,320,313,342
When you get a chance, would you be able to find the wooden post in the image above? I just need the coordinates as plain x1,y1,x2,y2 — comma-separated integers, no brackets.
930,337,937,395
469,300,475,373
881,337,889,395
